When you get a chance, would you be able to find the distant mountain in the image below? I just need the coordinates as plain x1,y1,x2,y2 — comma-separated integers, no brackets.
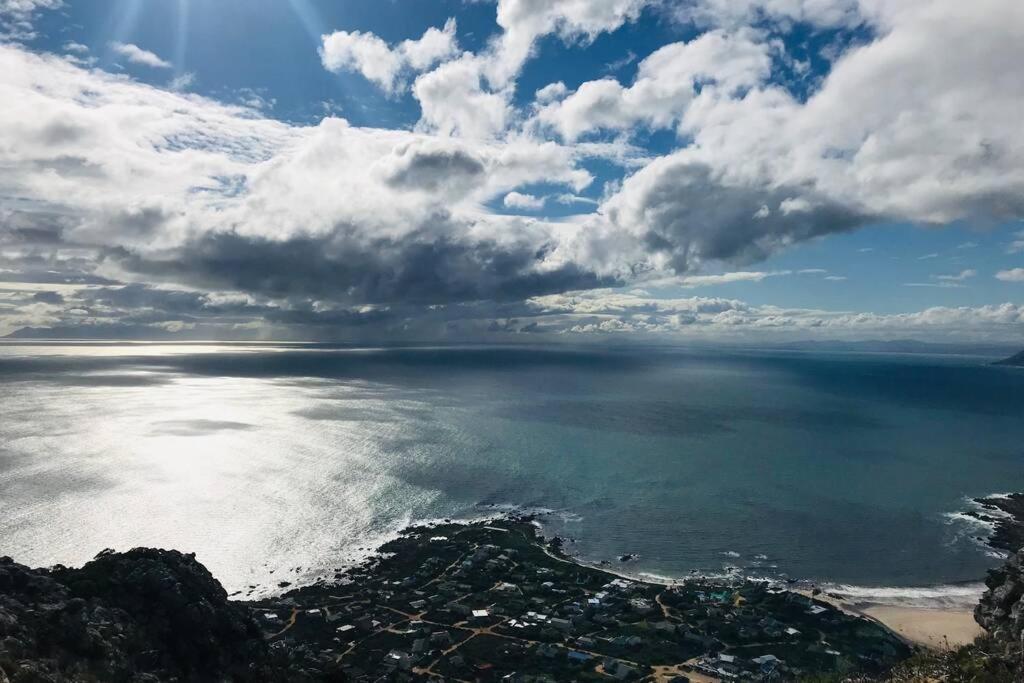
766,339,1019,357
996,349,1024,366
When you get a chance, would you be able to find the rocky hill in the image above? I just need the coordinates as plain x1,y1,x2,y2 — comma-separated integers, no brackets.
976,547,1024,662
0,548,286,682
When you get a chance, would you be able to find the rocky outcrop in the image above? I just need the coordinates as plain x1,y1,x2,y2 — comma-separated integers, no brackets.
0,549,278,682
975,548,1024,661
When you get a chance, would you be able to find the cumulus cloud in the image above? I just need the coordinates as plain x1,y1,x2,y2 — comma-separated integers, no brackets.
996,268,1024,282
568,0,1024,275
516,289,1024,341
1,0,1022,342
0,44,606,322
672,0,865,30
110,42,173,69
320,18,458,94
503,191,545,210
0,0,61,40
534,29,772,140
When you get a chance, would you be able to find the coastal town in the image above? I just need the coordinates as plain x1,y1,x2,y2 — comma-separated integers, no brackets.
251,518,910,681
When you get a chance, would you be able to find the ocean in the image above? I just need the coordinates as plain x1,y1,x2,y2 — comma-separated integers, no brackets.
2,342,1022,607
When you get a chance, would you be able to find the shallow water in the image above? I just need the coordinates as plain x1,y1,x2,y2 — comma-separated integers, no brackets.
1,342,1021,604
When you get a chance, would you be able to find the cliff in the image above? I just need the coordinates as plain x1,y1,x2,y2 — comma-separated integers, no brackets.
0,548,282,682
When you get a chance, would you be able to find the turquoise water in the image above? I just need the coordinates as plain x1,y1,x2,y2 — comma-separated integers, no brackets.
1,343,1022,604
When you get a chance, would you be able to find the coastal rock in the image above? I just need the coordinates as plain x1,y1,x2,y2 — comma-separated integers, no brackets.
975,547,1024,658
0,550,279,682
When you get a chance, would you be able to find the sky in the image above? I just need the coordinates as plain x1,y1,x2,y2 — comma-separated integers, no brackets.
0,0,1022,343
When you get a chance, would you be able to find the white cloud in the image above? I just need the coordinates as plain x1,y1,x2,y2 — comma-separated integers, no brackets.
503,191,545,210
320,18,458,95
569,0,1024,277
62,41,88,54
936,269,976,282
534,29,771,140
555,193,599,206
996,268,1024,282
535,81,568,104
110,42,173,69
0,44,603,311
0,0,61,40
411,0,658,139
677,270,789,287
673,0,865,30
412,55,511,138
168,72,195,91
519,289,1024,341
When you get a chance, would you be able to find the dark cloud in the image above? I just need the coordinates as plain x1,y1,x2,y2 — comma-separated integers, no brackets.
115,226,616,306
607,158,870,271
31,290,64,304
383,143,486,194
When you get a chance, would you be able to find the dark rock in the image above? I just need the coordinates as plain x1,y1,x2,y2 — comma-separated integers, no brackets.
0,550,285,682
976,547,1024,661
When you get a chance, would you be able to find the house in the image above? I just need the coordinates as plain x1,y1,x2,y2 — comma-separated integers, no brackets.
603,658,639,680
549,617,573,632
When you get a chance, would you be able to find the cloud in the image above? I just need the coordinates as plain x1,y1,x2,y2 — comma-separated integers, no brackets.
410,0,658,140
565,0,1024,276
515,289,1024,341
535,81,568,104
936,269,976,282
1009,231,1024,253
591,154,867,274
62,41,88,54
672,0,865,30
110,42,173,69
168,72,195,91
677,270,789,287
320,18,458,94
0,45,607,320
412,55,511,138
2,1,1023,341
503,191,545,210
534,29,771,140
996,268,1024,282
906,268,978,288
0,0,61,40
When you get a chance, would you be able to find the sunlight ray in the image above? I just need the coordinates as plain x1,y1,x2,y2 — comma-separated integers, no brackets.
173,0,190,75
286,0,327,45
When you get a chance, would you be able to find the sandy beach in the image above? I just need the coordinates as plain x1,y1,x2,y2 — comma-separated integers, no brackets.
795,589,982,649
861,606,981,649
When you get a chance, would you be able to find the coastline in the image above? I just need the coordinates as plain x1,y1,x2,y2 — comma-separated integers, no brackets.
793,589,981,649
861,606,980,649
529,517,985,652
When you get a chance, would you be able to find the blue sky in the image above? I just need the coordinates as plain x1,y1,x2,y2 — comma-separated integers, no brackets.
0,0,1022,341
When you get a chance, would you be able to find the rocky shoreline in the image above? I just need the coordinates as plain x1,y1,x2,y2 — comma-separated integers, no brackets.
2,517,915,682
4,511,1024,682
965,493,1024,554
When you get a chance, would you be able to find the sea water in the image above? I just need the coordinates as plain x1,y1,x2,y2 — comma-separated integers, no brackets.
1,342,1021,606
